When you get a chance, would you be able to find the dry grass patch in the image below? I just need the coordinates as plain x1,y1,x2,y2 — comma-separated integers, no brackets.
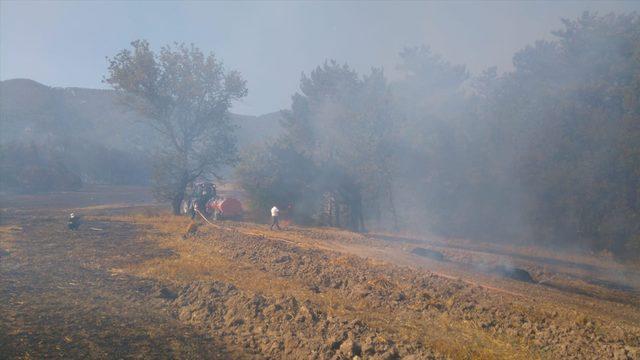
104,213,540,359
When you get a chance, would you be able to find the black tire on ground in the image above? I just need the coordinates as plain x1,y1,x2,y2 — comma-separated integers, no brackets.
494,265,535,283
411,247,445,261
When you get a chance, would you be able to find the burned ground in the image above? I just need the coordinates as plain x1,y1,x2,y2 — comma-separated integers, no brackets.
1,190,639,359
0,209,241,359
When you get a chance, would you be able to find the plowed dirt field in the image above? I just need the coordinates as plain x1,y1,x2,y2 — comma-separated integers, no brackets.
1,188,639,359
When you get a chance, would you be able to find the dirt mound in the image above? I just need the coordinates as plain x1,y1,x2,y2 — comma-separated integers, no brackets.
157,223,640,359
169,280,431,359
242,228,640,357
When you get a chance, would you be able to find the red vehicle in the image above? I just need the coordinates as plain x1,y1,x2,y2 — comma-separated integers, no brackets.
180,182,243,221
206,197,243,220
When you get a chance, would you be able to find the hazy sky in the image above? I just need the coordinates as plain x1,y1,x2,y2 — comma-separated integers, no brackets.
2,1,639,115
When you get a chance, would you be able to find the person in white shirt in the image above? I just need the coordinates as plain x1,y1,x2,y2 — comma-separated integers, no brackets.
270,206,281,230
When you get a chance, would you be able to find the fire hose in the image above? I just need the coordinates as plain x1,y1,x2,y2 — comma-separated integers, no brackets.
195,208,216,226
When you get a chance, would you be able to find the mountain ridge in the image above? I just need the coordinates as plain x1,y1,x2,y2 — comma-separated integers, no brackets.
0,78,283,190
0,78,283,150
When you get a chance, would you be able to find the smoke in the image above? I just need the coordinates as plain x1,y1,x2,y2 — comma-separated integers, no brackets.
233,11,640,271
2,3,640,261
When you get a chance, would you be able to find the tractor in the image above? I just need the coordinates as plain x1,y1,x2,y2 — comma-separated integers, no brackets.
180,182,243,221
180,182,217,218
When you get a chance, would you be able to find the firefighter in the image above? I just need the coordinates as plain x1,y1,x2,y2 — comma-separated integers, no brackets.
270,205,281,230
68,213,80,230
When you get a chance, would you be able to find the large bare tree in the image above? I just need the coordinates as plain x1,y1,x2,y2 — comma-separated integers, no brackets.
105,40,247,214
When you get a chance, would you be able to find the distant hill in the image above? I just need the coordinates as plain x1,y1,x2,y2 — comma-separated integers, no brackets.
0,78,283,151
0,79,283,190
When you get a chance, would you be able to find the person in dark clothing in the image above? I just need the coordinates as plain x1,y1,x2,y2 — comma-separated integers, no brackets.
68,213,80,230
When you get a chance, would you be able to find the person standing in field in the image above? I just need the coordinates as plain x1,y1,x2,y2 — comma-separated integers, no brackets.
270,205,281,230
67,213,81,230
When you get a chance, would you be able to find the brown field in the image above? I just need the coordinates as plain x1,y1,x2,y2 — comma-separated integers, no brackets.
1,187,639,359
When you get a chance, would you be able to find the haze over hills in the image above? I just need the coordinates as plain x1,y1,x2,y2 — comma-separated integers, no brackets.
0,78,283,190
0,78,283,150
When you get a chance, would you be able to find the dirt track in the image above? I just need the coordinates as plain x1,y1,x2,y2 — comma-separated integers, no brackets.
1,188,640,359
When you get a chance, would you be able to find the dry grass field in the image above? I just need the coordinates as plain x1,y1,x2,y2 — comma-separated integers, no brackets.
1,187,639,359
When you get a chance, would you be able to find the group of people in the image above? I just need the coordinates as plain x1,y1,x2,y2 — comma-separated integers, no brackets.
68,205,283,232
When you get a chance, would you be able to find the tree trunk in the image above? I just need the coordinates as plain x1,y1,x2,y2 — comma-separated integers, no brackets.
352,188,365,232
334,193,341,228
388,188,399,231
171,173,189,215
171,193,183,215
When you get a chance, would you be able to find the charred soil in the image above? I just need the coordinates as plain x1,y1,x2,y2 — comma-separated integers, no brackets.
1,192,639,359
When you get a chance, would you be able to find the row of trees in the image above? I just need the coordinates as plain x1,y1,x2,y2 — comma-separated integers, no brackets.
237,63,394,230
106,13,640,256
237,13,640,256
0,142,81,193
0,140,150,192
